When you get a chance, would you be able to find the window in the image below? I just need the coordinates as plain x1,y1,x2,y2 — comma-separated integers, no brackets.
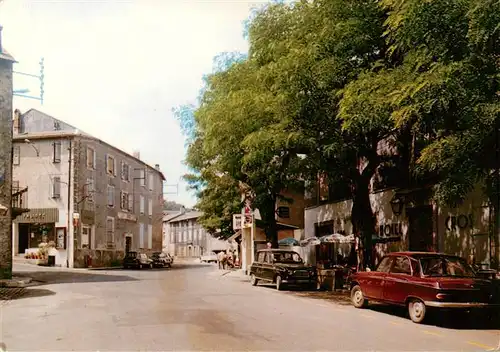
13,145,20,165
86,147,96,169
106,155,116,176
148,198,153,216
127,193,133,211
139,223,145,248
148,224,152,249
376,256,393,273
86,178,95,202
107,185,115,207
120,191,129,210
148,173,154,190
139,169,146,187
257,252,266,263
140,195,145,214
391,256,412,275
121,162,130,181
52,141,62,163
106,217,115,244
52,176,61,198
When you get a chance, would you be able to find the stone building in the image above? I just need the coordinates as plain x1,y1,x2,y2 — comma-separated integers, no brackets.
162,210,228,257
12,109,165,267
0,25,15,279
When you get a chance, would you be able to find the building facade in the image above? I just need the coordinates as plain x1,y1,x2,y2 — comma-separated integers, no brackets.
12,109,165,267
0,26,15,279
162,210,228,257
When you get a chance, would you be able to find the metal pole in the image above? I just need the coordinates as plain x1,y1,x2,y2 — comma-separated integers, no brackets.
66,138,72,268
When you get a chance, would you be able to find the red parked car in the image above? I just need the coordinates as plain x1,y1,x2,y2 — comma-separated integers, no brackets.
350,252,500,323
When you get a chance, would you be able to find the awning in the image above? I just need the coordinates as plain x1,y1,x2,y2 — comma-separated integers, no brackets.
227,230,242,242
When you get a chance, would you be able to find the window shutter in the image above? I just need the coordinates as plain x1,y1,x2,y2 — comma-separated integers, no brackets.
105,153,108,172
139,224,144,248
128,193,133,211
114,158,117,176
93,149,97,169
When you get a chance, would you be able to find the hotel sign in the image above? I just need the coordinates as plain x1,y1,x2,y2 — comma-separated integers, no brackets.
13,208,59,223
117,212,137,222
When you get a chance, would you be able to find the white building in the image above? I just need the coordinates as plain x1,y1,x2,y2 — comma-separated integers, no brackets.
12,109,165,268
162,210,228,257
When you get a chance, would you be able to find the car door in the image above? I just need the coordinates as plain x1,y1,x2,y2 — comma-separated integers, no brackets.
382,256,413,304
262,252,275,281
363,256,393,300
252,252,265,279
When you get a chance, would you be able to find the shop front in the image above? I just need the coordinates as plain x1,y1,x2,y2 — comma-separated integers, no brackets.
13,208,67,265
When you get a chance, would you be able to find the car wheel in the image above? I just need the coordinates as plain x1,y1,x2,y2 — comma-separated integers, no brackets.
408,299,426,324
351,285,368,308
250,274,258,286
276,275,284,291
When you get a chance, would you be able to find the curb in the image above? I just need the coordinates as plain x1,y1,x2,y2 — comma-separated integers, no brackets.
0,277,32,288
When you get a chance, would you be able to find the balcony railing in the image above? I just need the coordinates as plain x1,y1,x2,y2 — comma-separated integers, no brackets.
12,186,28,209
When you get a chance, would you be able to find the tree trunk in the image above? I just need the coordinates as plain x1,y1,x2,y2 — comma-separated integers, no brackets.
351,174,376,269
260,194,279,248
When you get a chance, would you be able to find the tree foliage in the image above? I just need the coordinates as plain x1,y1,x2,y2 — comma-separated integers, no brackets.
177,0,500,261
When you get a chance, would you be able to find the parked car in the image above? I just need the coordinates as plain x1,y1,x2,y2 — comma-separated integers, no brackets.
350,252,500,323
250,249,317,290
123,251,153,269
151,252,172,268
200,252,218,263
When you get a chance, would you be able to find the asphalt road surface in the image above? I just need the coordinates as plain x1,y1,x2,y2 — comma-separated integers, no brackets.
1,262,499,351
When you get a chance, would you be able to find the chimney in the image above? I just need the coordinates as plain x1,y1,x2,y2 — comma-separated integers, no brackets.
132,150,140,159
0,25,3,53
179,206,186,215
13,109,21,135
155,164,160,171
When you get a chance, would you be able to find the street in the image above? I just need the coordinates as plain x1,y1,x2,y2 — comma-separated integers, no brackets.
1,263,499,351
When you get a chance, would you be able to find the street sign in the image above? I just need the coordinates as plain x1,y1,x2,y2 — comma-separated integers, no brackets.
233,214,242,230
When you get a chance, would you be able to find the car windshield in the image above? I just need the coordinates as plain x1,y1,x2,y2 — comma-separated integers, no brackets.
420,256,476,278
272,252,302,264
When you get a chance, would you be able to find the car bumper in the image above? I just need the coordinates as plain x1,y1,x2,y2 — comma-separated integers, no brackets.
425,301,500,308
284,278,316,285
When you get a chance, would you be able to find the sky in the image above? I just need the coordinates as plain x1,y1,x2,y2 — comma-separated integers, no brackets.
0,0,260,207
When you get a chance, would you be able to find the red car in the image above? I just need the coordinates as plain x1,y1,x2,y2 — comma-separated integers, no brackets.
350,252,500,323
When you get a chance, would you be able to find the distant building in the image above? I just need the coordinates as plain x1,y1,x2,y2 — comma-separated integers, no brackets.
11,109,166,268
162,210,227,257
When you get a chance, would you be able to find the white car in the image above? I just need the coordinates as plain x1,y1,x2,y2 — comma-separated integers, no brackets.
200,252,218,263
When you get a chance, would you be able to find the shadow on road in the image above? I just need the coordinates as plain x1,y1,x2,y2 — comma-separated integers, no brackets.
1,287,55,301
15,271,138,286
368,304,500,330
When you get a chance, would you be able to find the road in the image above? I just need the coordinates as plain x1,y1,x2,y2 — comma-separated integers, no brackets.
1,262,499,351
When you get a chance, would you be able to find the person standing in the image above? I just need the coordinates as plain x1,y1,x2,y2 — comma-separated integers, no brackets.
355,232,364,271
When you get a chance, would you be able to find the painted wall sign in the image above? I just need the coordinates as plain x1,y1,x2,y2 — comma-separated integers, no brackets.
378,223,403,237
445,214,473,231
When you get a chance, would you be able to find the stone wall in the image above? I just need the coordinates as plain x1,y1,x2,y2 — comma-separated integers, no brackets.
74,248,126,268
0,58,13,279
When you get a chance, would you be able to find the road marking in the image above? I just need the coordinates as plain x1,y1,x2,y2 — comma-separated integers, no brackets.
467,341,495,350
422,330,442,337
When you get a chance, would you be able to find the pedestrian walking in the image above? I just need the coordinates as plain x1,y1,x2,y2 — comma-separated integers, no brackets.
217,251,224,270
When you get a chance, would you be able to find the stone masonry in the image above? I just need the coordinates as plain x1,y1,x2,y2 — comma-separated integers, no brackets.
0,34,14,279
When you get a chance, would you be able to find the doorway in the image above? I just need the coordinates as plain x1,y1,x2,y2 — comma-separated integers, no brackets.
125,236,132,253
18,223,30,254
407,206,434,251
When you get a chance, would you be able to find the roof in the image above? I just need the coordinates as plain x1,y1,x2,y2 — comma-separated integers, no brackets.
163,211,183,222
0,49,16,62
13,127,166,181
166,211,203,223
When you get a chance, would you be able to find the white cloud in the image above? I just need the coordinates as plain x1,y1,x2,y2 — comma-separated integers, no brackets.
0,0,259,207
